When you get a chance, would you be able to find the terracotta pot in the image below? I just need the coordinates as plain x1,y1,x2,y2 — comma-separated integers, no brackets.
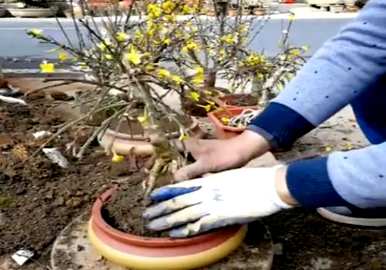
8,7,57,17
98,118,203,156
87,0,133,9
88,188,247,269
208,107,259,139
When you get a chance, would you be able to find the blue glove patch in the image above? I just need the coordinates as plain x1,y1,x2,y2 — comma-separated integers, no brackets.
150,186,201,202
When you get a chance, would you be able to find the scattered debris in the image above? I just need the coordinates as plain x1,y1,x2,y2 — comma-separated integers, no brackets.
0,95,27,106
42,148,69,168
273,243,283,255
0,84,22,97
11,249,34,266
32,131,52,140
11,144,29,162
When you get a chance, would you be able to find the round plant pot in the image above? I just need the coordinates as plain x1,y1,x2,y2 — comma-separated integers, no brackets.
98,118,203,156
88,188,247,270
0,8,6,17
208,107,259,139
8,7,57,17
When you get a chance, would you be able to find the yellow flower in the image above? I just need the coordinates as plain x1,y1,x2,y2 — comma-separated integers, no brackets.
27,28,43,38
189,91,200,102
256,73,265,81
182,40,199,53
191,66,205,85
161,0,175,14
97,40,111,51
221,34,237,45
197,103,212,112
158,68,171,79
58,51,68,62
125,46,141,65
244,53,265,67
194,66,204,75
104,54,113,60
135,30,143,40
163,38,171,45
343,142,353,150
147,3,161,19
145,64,156,72
288,14,295,21
146,21,158,37
289,48,301,57
116,32,129,42
221,117,230,125
40,61,55,73
112,153,125,163
178,133,189,141
218,48,226,60
137,111,149,125
182,5,194,14
171,75,183,85
324,145,333,152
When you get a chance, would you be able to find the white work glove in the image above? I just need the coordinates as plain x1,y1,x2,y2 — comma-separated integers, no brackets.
144,166,293,238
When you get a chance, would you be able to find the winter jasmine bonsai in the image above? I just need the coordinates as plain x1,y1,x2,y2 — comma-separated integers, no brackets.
27,0,208,196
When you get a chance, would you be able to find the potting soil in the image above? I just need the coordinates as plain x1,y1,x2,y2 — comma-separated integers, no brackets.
102,175,170,238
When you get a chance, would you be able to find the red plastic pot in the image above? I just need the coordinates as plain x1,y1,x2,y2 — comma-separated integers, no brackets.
88,188,247,269
208,107,259,139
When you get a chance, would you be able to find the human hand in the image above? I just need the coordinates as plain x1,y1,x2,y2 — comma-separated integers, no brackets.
144,166,296,238
175,130,270,181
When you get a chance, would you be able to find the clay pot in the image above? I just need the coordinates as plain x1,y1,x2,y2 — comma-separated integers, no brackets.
88,188,247,270
98,118,203,156
208,107,259,139
8,7,57,17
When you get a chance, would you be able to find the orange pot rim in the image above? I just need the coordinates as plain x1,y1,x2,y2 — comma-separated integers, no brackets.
102,117,200,141
92,187,242,248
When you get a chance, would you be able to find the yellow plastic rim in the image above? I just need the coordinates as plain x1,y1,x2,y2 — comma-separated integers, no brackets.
88,221,247,270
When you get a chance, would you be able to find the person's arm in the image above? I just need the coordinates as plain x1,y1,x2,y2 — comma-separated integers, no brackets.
287,142,386,209
249,0,386,149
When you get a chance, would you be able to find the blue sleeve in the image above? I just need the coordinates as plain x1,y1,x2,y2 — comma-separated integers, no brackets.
286,143,386,209
248,0,386,149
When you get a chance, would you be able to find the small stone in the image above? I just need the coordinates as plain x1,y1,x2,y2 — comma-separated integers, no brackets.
66,198,82,208
0,213,6,226
53,197,65,206
273,243,283,255
77,245,85,252
45,190,54,199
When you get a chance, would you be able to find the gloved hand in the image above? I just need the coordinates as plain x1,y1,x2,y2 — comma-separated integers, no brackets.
144,166,295,238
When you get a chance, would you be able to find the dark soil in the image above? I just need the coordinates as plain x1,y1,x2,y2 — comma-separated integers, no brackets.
102,173,169,238
202,221,273,270
265,209,386,270
0,99,115,256
220,93,258,107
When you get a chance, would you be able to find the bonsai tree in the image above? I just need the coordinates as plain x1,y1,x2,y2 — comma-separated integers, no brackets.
27,0,206,196
27,0,303,195
226,16,307,107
